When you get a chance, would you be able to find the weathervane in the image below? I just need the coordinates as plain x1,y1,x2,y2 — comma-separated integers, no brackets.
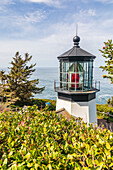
76,23,78,36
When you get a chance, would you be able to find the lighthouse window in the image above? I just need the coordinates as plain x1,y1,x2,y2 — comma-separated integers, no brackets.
88,61,93,89
60,62,69,90
59,61,93,91
83,62,89,89
64,62,84,91
78,62,84,89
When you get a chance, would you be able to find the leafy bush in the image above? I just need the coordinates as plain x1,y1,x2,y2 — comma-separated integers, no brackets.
0,103,8,112
13,98,56,111
107,98,111,105
0,106,113,169
97,104,113,114
32,98,56,111
107,97,113,106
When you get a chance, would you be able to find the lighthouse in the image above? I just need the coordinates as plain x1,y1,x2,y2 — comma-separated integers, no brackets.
54,34,100,124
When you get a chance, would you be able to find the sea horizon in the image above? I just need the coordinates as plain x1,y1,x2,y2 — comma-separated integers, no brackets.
0,66,113,105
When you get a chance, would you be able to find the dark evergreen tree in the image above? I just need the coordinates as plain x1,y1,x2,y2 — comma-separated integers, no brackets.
0,52,45,105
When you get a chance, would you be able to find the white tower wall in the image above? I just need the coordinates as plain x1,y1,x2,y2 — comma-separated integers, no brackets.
56,97,97,124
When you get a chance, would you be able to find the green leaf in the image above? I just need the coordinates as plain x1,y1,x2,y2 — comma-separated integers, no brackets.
47,164,52,170
3,158,8,165
8,151,13,157
27,163,33,168
25,152,30,159
11,164,17,170
67,154,73,159
109,163,113,167
106,142,110,150
11,141,15,147
86,158,92,166
8,136,12,143
35,164,39,169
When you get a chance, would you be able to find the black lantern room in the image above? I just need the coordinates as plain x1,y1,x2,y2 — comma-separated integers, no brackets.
54,35,100,101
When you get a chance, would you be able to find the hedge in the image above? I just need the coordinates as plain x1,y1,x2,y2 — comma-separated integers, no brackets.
11,98,56,111
97,104,113,114
0,105,113,169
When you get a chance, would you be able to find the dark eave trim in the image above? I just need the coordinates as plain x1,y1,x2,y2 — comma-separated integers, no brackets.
58,92,96,102
58,56,95,61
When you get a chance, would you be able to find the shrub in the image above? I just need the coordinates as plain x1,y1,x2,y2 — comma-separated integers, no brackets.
107,98,111,105
14,98,56,111
97,104,113,114
0,106,113,169
107,97,113,106
111,97,113,106
0,103,8,112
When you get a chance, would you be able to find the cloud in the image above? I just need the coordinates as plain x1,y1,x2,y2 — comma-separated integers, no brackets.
71,8,96,25
95,0,113,3
25,10,46,23
79,9,96,17
0,8,47,40
88,9,96,16
23,0,61,7
0,0,15,12
0,0,14,5
0,19,112,68
16,10,47,24
81,0,113,4
0,10,47,30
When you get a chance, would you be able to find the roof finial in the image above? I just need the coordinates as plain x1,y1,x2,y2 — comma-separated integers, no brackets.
73,24,80,47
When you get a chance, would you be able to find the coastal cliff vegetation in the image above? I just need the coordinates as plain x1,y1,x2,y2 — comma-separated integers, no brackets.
0,105,113,169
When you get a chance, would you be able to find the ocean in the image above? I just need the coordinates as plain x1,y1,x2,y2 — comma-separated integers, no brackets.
0,67,113,104
33,67,113,105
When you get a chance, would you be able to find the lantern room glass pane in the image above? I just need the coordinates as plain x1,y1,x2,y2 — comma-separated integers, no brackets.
59,60,93,91
78,62,84,89
83,62,88,89
62,62,69,72
89,61,93,89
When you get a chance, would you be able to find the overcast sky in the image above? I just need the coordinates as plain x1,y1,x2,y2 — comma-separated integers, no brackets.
0,0,113,68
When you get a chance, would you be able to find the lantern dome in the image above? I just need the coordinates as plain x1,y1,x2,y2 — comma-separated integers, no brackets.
58,35,96,61
73,35,80,46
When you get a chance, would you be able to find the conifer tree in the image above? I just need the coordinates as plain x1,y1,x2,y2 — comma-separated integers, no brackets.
0,52,45,105
99,39,113,83
0,70,7,102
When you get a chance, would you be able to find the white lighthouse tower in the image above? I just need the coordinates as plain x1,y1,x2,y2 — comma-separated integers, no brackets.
54,35,100,124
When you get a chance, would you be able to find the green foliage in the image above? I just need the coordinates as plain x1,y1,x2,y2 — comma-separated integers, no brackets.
0,103,8,112
97,104,113,121
107,97,113,106
107,98,111,105
31,98,56,111
97,104,113,114
12,98,56,110
0,106,113,169
99,39,113,83
0,52,45,105
111,98,113,106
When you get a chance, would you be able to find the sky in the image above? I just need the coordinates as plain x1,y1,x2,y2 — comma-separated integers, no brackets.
0,0,113,68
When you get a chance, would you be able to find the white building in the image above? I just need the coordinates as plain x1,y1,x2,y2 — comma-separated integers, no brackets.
54,35,100,124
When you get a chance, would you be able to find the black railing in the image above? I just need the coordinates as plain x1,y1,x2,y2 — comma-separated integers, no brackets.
54,80,100,92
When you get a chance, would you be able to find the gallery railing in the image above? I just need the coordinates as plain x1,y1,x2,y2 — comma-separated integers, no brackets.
54,80,100,92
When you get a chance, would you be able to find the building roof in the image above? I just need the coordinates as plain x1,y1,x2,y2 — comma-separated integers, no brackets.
57,35,96,60
58,46,95,58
